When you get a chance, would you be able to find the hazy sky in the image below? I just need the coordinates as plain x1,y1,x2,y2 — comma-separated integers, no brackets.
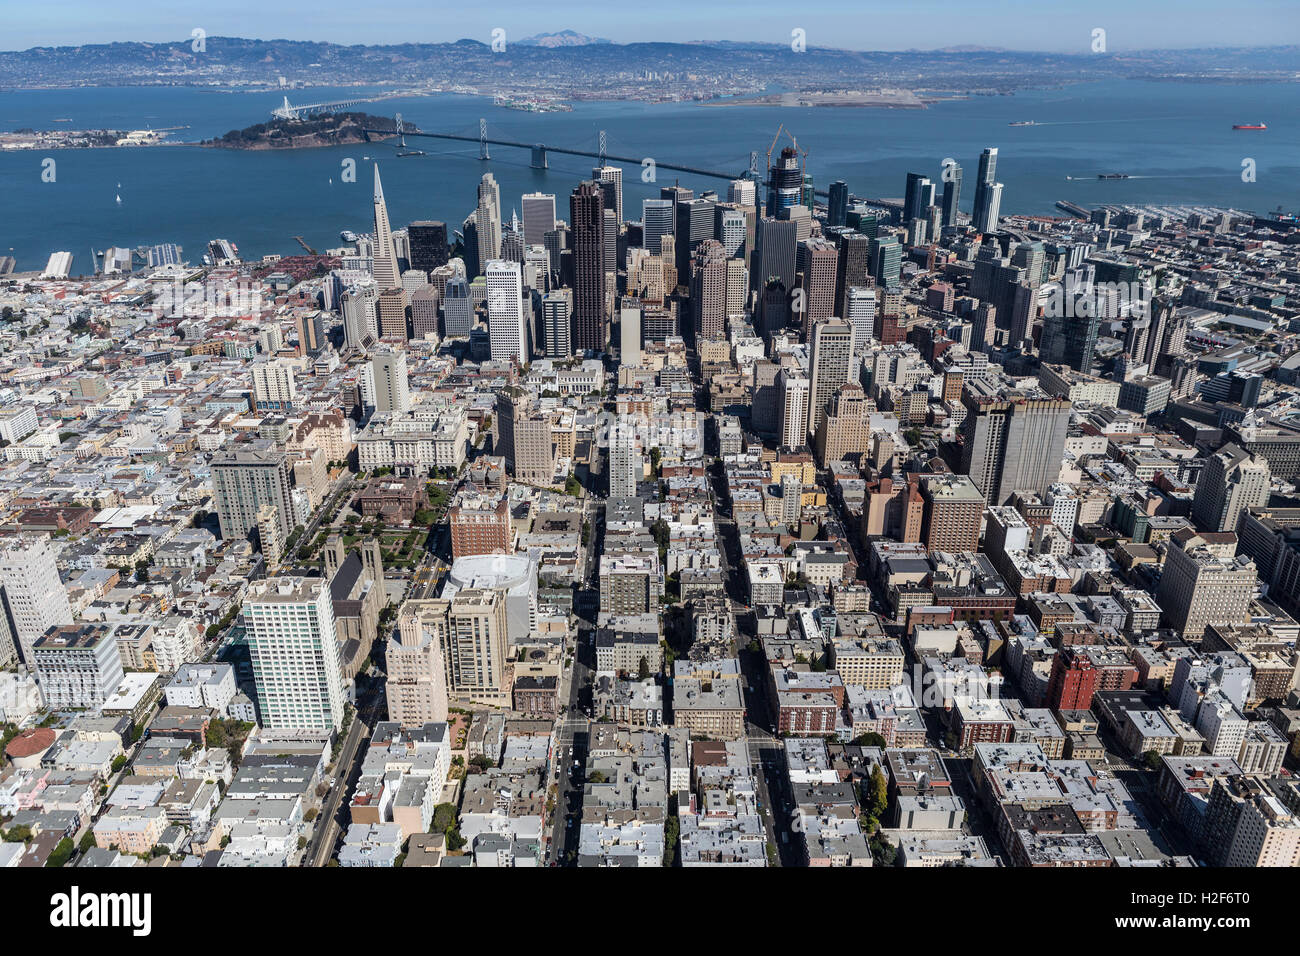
3,0,1295,52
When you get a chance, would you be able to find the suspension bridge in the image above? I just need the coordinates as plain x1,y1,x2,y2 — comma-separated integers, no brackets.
359,116,880,203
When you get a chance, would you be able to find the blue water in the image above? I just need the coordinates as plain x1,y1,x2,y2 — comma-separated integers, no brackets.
0,80,1297,271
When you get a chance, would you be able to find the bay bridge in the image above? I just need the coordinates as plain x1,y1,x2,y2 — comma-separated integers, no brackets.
272,96,376,120
359,116,894,208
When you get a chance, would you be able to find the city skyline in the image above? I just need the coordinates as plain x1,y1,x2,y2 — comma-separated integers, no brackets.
4,0,1300,52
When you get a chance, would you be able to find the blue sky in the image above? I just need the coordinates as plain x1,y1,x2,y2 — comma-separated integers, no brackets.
3,0,1295,52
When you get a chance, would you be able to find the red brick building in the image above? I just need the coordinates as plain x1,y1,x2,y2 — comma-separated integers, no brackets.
449,495,511,560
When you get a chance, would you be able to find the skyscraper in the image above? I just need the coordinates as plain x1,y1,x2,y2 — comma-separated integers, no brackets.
570,181,607,353
542,289,572,357
903,173,932,224
690,238,728,341
778,369,810,450
245,576,347,732
729,178,757,209
828,180,849,227
641,199,675,255
796,238,838,340
372,349,410,414
971,147,999,231
442,276,472,337
389,605,450,726
976,182,1003,233
211,446,295,545
399,591,510,705
941,162,962,228
592,165,624,224
767,146,803,216
1193,443,1272,533
959,379,1071,505
807,318,854,441
674,198,716,288
755,217,798,293
371,165,401,291
0,535,73,666
832,230,870,319
609,417,642,498
871,236,902,288
408,221,449,273
486,259,528,362
520,193,556,248
475,173,502,275
251,360,297,412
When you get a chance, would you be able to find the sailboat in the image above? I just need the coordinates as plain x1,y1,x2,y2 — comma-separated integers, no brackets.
115,193,122,204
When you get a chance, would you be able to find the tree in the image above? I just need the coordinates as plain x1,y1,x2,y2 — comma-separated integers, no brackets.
1142,749,1163,771
46,837,74,868
638,656,652,681
867,764,889,823
581,520,591,547
587,770,607,784
852,732,888,749
663,797,680,867
432,803,457,834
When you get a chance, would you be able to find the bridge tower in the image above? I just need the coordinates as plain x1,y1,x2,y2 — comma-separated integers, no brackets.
395,113,405,149
598,130,607,165
749,151,760,180
531,145,548,169
479,118,490,160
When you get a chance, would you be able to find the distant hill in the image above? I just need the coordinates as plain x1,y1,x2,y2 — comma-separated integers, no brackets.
517,31,612,47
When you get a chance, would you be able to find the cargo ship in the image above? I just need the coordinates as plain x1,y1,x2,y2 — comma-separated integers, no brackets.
1098,173,1130,180
1233,123,1267,130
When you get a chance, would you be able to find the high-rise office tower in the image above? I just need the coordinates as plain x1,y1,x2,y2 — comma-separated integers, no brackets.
251,360,297,412
828,180,849,227
807,318,854,441
642,199,675,255
1193,443,1271,533
295,310,326,357
592,165,624,224
959,379,1071,505
796,238,838,340
871,236,902,288
674,198,716,288
941,163,962,228
408,221,449,273
245,576,346,732
0,535,73,666
443,276,472,337
919,474,985,553
475,173,502,275
399,591,510,704
717,207,747,258
1039,309,1101,372
1157,530,1256,640
495,387,553,484
609,418,642,498
975,183,1003,233
520,193,556,248
371,165,401,291
690,239,728,341
486,259,528,362
620,304,641,367
815,382,872,466
570,181,607,353
729,178,757,209
410,284,440,340
903,173,933,224
971,147,999,230
372,349,411,413
844,286,877,358
767,146,803,215
755,217,798,293
542,290,572,357
211,446,294,544
376,287,409,343
389,605,450,726
778,369,810,450
832,230,870,319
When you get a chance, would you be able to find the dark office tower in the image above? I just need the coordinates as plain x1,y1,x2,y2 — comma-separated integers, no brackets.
603,208,619,278
661,185,692,240
674,198,716,289
903,173,932,224
767,146,803,216
828,181,849,227
941,163,962,228
642,199,675,255
870,236,902,288
971,147,999,232
570,181,607,353
796,238,837,341
544,227,566,275
460,213,480,281
690,239,728,342
760,281,789,338
408,221,449,273
832,231,870,319
755,217,798,295
1040,309,1101,373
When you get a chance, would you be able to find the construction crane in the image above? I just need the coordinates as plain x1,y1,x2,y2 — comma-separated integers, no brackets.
765,123,786,172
